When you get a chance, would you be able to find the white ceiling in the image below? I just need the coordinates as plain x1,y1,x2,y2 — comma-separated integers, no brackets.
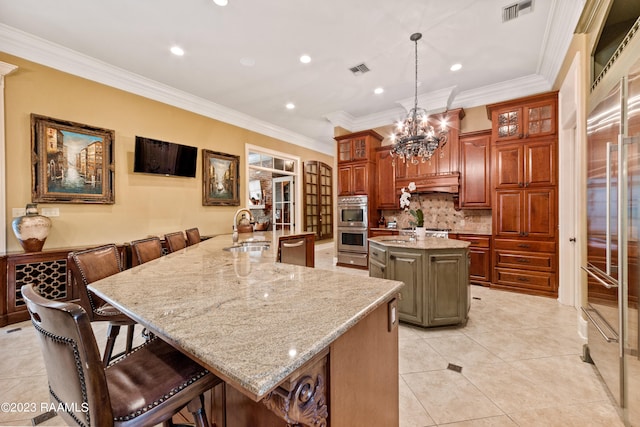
0,0,585,155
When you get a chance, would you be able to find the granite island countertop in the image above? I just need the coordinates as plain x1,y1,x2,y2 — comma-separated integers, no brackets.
369,235,471,249
88,231,404,401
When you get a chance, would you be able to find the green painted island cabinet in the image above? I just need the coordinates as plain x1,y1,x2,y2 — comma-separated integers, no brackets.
369,238,470,328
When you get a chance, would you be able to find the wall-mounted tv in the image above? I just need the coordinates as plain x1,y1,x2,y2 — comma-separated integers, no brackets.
133,136,197,178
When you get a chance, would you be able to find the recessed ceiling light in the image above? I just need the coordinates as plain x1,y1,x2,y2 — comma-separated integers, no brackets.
286,103,295,110
450,63,462,71
300,55,311,64
374,87,384,95
213,0,228,6
170,46,184,56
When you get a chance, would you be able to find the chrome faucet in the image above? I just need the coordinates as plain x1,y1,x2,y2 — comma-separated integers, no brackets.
232,208,253,243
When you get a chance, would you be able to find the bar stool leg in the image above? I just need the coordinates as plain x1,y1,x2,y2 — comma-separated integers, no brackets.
125,324,135,353
187,396,209,427
103,324,121,366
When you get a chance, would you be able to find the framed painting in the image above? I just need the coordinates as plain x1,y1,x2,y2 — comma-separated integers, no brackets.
31,114,115,204
202,149,240,206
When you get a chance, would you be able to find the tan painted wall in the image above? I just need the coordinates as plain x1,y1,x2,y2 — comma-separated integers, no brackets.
2,53,333,252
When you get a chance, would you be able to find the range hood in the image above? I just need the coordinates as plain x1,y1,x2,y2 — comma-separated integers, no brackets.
396,173,459,194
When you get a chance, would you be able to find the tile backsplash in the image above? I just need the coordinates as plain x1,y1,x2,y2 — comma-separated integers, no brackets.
381,193,491,234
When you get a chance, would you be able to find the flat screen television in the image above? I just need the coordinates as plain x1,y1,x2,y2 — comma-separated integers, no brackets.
134,136,197,177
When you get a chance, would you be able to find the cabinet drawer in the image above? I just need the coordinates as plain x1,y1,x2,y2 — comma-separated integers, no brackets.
493,238,555,253
369,244,387,264
495,251,555,272
494,268,556,293
456,235,490,248
337,252,368,267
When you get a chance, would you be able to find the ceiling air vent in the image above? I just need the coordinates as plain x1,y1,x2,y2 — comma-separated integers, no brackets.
502,0,533,22
349,63,370,76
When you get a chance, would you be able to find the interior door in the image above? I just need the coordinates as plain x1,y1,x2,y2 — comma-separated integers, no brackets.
273,176,294,231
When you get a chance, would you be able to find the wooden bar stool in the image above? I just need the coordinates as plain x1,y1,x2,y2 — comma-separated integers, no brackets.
22,284,222,427
130,236,163,265
68,244,136,365
165,231,187,253
185,227,201,246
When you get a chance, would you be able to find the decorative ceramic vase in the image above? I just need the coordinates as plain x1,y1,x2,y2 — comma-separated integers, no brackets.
12,203,52,252
415,226,425,240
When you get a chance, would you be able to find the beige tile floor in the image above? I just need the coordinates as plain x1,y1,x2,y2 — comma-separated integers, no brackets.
0,245,625,426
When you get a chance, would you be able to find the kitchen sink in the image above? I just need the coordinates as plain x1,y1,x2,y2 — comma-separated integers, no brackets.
223,243,270,253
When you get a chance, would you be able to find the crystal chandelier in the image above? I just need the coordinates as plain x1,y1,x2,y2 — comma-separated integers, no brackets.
390,33,448,165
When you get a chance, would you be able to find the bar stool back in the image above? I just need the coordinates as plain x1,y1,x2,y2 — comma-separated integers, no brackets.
165,231,187,253
185,227,201,246
22,284,222,427
68,244,136,365
130,236,163,265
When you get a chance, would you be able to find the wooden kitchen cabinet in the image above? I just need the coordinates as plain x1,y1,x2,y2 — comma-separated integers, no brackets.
369,241,469,327
338,163,372,195
387,248,424,325
369,229,399,238
459,130,491,208
493,238,557,296
0,245,126,326
337,130,382,163
375,146,397,209
493,139,556,189
454,234,491,286
488,91,558,297
494,188,556,239
487,92,557,142
336,130,382,197
427,251,470,327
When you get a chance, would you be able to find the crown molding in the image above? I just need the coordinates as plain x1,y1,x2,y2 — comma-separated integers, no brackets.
450,74,552,108
0,60,18,77
0,24,332,156
395,86,457,114
328,74,551,132
537,0,586,84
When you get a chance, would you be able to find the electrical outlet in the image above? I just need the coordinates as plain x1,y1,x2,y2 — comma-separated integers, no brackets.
40,208,59,217
12,208,26,218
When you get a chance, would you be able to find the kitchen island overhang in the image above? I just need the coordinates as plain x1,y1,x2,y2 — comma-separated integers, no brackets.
89,231,404,426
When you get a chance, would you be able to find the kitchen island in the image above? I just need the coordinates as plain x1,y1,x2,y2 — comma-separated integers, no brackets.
89,231,404,427
369,236,470,328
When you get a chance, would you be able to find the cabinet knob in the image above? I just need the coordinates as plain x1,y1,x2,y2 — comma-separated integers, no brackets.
519,133,524,139
518,183,523,187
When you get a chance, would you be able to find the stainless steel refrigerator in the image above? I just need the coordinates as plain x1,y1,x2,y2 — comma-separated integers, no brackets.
584,56,640,426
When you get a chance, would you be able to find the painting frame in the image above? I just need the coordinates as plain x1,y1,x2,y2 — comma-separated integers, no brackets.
202,149,240,206
31,114,115,204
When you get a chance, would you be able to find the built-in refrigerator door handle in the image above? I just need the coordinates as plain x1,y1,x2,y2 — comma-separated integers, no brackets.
581,264,619,289
581,306,619,343
606,141,616,276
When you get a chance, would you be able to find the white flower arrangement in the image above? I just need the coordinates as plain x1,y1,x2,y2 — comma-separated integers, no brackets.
399,182,424,227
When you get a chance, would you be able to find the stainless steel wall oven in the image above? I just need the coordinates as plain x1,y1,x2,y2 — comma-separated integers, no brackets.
337,195,369,267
